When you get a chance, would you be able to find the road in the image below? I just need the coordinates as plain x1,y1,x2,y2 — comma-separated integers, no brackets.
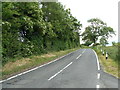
1,49,119,89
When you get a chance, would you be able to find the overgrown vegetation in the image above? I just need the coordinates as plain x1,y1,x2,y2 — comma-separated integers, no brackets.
2,2,82,65
93,43,120,78
103,46,118,61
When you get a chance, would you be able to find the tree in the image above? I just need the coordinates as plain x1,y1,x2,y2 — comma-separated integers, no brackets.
112,41,116,46
2,2,82,65
82,18,115,46
41,2,82,50
100,37,108,46
2,2,47,64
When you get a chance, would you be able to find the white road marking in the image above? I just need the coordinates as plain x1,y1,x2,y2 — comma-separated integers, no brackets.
76,54,81,59
82,49,86,54
0,49,79,83
48,62,73,81
92,49,100,70
96,85,100,88
76,49,86,59
97,73,100,79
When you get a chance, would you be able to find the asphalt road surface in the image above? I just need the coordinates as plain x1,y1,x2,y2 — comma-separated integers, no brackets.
1,49,119,88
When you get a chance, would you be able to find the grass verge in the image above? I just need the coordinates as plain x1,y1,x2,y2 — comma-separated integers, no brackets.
99,54,118,78
95,47,119,78
1,47,80,80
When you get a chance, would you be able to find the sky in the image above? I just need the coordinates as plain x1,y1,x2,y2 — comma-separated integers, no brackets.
58,0,119,45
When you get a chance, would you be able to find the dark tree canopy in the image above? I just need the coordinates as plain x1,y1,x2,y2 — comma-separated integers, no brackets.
2,2,82,65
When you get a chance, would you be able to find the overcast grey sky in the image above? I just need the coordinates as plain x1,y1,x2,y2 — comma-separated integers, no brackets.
59,0,119,45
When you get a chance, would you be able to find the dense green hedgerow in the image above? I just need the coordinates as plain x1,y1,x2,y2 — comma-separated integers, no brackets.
2,2,82,65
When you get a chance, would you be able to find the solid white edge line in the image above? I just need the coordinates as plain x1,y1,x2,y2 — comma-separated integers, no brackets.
0,49,79,83
97,73,100,79
92,49,100,70
48,62,73,81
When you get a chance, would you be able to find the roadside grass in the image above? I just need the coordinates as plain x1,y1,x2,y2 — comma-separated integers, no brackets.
1,47,80,80
103,46,118,61
99,54,118,78
94,46,119,78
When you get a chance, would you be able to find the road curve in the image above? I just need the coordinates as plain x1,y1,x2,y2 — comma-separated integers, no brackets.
1,49,118,88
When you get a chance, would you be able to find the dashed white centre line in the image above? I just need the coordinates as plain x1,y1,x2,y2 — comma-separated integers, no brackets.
48,62,73,81
76,54,81,59
76,49,86,59
0,49,78,83
96,85,100,88
82,49,86,54
97,73,100,79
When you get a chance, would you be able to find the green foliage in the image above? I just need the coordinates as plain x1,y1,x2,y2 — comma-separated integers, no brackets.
102,44,120,70
100,37,108,46
82,18,115,46
118,43,120,62
112,41,116,46
2,2,82,65
84,40,93,46
100,43,120,63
